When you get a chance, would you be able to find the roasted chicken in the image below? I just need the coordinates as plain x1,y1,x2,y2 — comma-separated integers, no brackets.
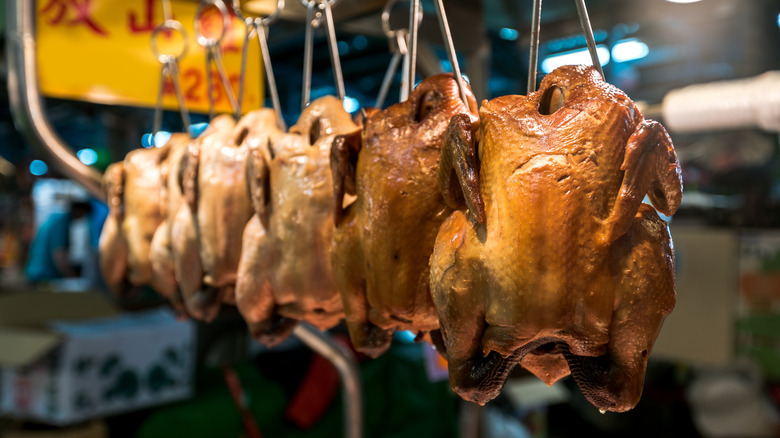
431,65,683,412
149,133,193,316
236,96,354,346
330,74,478,357
99,141,178,297
172,112,280,322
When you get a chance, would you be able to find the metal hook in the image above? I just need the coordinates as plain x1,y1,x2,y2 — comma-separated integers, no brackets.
574,0,604,80
376,0,421,108
528,0,605,93
195,0,240,119
234,0,287,130
433,0,469,106
527,0,542,93
407,0,420,93
150,19,191,137
301,0,344,110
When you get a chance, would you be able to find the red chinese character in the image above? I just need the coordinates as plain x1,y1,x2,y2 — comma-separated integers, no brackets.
128,0,156,33
40,0,109,37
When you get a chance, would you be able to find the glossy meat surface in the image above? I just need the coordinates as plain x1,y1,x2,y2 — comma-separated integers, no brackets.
173,110,281,321
330,74,478,357
431,65,683,411
99,142,174,297
236,97,353,345
149,133,192,315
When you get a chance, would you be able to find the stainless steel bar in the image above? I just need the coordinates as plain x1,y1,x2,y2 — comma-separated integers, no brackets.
292,323,362,438
258,24,287,131
574,0,604,79
302,2,316,110
6,0,104,200
323,1,346,101
433,0,469,105
376,50,402,108
527,0,542,93
238,24,253,115
168,61,192,131
408,0,420,92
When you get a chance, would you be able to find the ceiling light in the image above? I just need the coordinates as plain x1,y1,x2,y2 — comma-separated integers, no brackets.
666,0,702,3
611,39,649,63
541,46,610,73
500,28,519,41
29,160,48,176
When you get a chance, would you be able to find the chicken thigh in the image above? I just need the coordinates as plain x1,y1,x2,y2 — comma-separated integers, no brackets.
431,65,683,412
330,74,478,357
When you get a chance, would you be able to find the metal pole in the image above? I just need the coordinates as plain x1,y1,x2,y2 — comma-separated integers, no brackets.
527,0,542,93
433,0,469,106
293,323,363,438
574,0,605,80
322,1,346,101
408,0,420,92
302,2,316,110
6,0,104,200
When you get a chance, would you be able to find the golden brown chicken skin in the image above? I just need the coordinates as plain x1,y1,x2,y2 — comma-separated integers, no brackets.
330,74,478,357
236,97,354,346
99,141,177,297
431,65,683,412
172,111,281,322
149,133,194,316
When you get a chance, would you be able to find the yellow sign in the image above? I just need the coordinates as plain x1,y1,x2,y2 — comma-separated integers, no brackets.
37,0,264,116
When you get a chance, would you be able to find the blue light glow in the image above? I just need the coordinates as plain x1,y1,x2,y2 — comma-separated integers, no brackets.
352,35,368,50
343,96,360,113
541,46,610,73
338,40,350,56
77,148,98,166
499,27,518,41
612,38,649,63
30,160,48,176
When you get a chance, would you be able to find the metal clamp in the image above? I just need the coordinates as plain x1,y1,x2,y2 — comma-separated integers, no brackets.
432,0,469,106
527,0,604,93
301,0,345,110
233,0,287,130
151,19,191,137
376,0,421,107
195,0,240,119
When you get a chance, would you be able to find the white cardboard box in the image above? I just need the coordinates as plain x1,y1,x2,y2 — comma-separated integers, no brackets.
0,292,194,425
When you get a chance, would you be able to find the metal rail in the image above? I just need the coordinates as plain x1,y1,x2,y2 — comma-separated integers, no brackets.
293,323,363,438
6,0,103,199
6,3,363,437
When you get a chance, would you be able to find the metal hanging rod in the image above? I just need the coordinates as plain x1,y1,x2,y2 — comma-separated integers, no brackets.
7,4,363,438
234,0,287,131
432,0,469,106
527,0,604,93
301,0,345,110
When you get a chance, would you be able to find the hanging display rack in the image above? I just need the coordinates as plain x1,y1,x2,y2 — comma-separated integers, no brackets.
6,2,362,437
527,0,604,93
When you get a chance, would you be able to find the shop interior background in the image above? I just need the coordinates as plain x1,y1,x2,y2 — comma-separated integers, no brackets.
1,0,780,437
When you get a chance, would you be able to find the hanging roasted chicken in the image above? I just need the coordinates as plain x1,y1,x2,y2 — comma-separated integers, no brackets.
99,139,183,297
149,133,193,316
330,74,478,357
431,65,682,412
172,110,282,322
235,96,355,347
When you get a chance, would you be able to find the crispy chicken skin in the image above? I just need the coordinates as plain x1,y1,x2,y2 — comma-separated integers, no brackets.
330,74,478,357
431,65,683,412
173,110,282,321
99,141,179,297
236,97,354,346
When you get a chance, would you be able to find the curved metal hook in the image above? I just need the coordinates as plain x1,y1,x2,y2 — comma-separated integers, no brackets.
6,0,103,199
